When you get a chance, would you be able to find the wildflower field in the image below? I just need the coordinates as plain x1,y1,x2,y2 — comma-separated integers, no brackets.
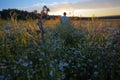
0,18,120,80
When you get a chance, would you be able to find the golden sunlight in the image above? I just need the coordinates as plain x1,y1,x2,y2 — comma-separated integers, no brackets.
49,7,120,17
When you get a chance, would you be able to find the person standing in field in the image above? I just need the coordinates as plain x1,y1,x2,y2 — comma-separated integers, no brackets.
60,12,69,24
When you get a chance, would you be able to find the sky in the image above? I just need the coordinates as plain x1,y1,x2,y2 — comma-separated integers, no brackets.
0,0,120,17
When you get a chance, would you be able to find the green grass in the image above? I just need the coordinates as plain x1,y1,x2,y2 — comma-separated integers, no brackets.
0,19,120,80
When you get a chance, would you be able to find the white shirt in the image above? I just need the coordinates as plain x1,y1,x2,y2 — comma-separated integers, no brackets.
61,16,69,24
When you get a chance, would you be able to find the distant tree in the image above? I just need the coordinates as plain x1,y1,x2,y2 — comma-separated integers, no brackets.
0,9,38,20
0,13,1,21
33,10,37,14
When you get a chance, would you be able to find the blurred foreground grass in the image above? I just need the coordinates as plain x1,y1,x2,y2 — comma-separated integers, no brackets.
0,19,120,80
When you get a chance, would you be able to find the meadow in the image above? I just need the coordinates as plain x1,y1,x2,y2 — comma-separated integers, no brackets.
0,17,120,80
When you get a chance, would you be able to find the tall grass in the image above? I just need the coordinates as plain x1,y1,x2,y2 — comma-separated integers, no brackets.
0,18,120,80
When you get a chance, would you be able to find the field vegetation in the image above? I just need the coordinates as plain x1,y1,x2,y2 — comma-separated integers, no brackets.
0,16,120,80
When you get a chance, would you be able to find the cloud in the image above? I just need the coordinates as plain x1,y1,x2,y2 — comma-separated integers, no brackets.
33,3,41,7
18,0,120,16
48,0,120,12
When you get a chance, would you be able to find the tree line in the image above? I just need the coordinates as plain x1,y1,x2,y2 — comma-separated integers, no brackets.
0,9,37,20
0,9,119,20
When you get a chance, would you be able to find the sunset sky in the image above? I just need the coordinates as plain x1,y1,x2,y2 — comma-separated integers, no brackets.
0,0,120,17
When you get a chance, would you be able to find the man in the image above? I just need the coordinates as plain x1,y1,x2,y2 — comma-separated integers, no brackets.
60,12,69,24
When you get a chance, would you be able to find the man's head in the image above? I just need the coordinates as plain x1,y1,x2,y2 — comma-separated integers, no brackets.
63,12,66,16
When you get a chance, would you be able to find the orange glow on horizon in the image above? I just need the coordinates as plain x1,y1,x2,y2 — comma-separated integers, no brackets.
49,8,120,17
